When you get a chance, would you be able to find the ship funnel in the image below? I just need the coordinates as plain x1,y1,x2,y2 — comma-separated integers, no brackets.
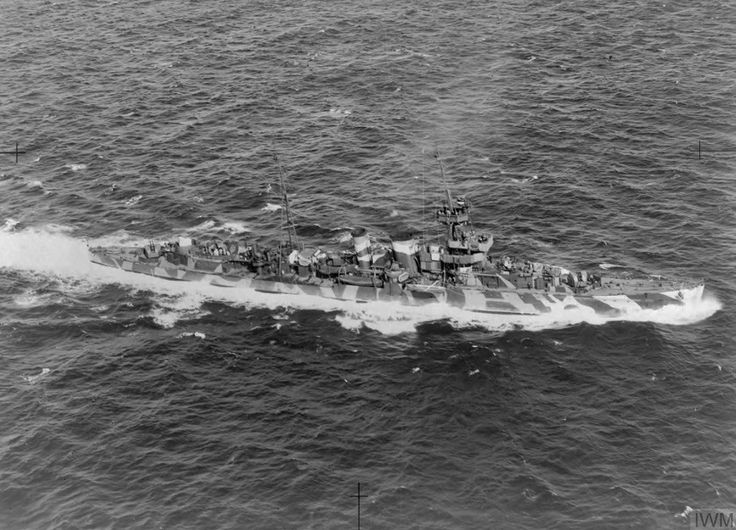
391,238,419,273
351,228,371,270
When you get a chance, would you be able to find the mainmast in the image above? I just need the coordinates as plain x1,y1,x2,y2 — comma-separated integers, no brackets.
274,153,297,250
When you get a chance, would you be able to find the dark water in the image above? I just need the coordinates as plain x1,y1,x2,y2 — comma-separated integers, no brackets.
1,1,734,528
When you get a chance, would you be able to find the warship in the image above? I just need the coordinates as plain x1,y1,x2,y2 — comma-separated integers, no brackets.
89,161,704,317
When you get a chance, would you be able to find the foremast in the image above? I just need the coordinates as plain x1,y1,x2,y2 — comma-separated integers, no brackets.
433,156,493,282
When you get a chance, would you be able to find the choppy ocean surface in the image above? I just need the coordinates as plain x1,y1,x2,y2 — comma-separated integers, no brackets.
1,1,734,528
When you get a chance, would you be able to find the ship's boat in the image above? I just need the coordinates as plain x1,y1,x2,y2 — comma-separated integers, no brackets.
88,163,704,317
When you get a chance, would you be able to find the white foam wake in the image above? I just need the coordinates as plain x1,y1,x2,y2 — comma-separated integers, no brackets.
0,227,722,335
334,285,719,335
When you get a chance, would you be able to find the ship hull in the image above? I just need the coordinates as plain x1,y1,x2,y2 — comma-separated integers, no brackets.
89,247,703,317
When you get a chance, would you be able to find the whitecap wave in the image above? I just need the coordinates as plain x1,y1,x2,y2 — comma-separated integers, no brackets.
124,195,142,207
87,230,151,248
184,219,250,238
221,221,250,234
334,231,353,243
328,107,352,118
22,368,50,384
189,219,217,232
261,202,282,212
13,289,56,308
177,331,206,339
